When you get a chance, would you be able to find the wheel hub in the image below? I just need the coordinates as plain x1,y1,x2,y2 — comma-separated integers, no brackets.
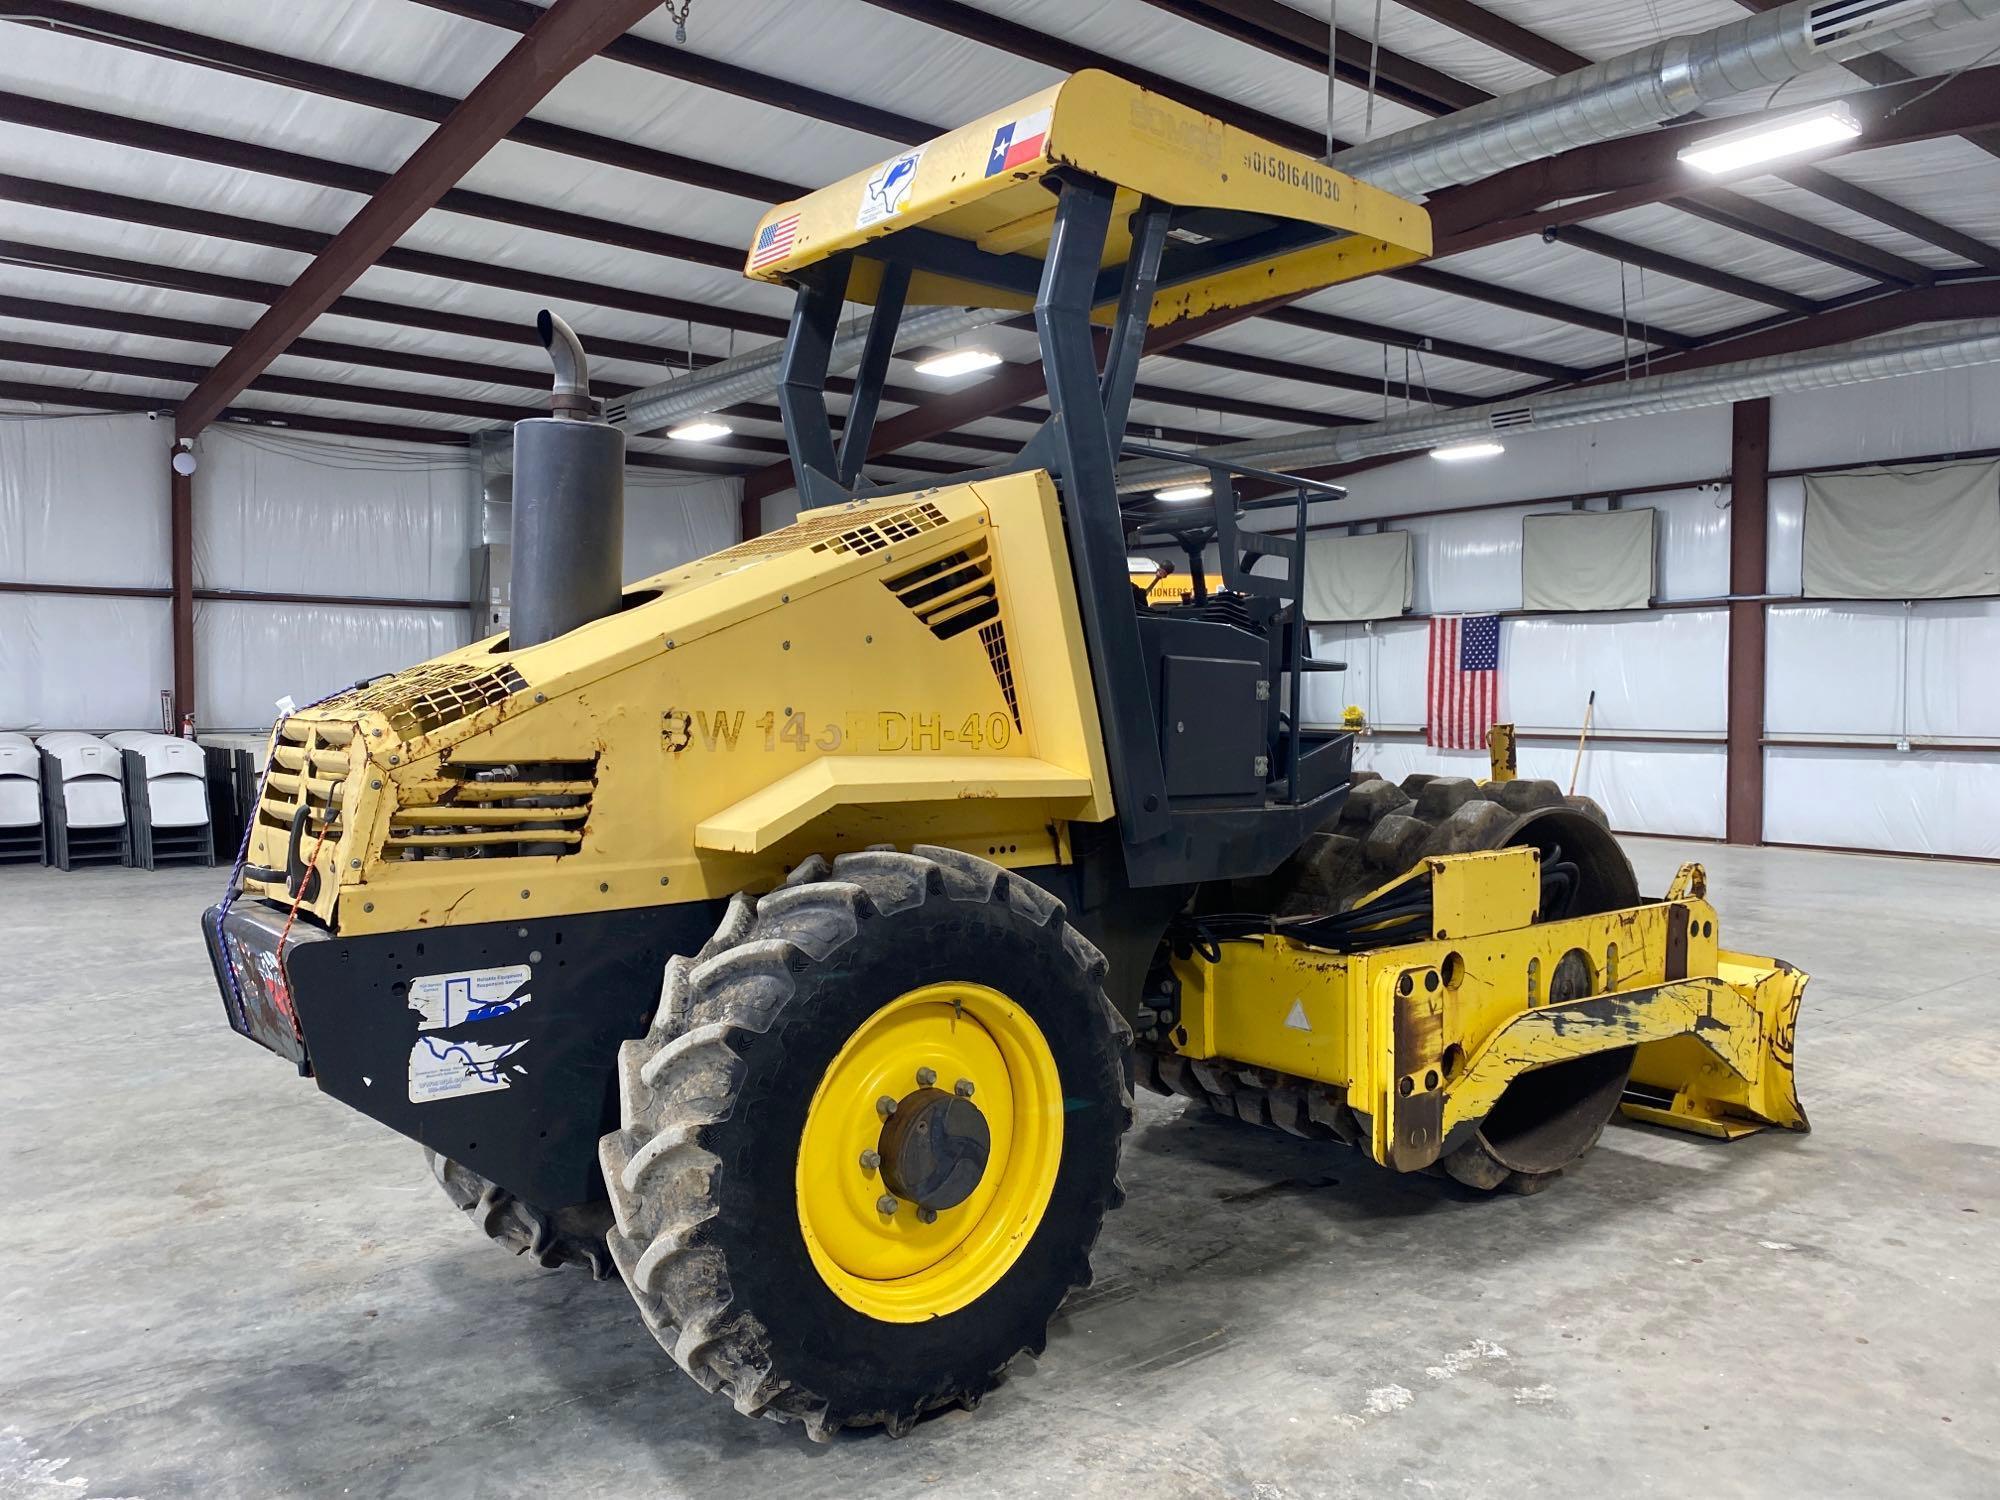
878,1087,991,1211
794,982,1065,1321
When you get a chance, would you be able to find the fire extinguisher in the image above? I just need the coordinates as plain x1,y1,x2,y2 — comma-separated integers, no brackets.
180,711,197,741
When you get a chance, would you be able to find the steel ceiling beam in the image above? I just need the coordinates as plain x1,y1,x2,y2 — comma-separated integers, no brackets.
0,280,1268,473
0,237,709,366
1235,274,2000,493
1396,5,2000,271
1673,189,1932,288
0,1,803,204
1565,278,2000,384
1157,342,1485,405
1388,265,1701,348
0,378,469,445
1549,225,1818,315
405,0,934,144
1118,0,1933,297
0,4,1738,411
1261,305,1586,383
174,0,665,437
1778,166,2000,275
1731,0,2000,158
0,164,790,339
0,96,1462,429
1130,0,1487,113
0,90,741,271
850,0,1337,155
1388,0,1588,77
0,292,1056,462
1430,68,2000,256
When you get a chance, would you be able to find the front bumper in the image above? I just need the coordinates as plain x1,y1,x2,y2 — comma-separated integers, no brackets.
204,894,724,1207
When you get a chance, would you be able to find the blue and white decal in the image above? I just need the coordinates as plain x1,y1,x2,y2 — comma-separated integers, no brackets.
406,963,534,1103
857,145,925,228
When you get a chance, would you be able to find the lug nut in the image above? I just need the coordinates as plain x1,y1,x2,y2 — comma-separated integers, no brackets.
916,1206,938,1225
859,1149,881,1172
954,1078,975,1098
876,1095,898,1117
915,1066,937,1087
876,1194,898,1215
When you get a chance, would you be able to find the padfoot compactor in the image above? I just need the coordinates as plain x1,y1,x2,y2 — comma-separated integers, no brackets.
204,72,1806,1439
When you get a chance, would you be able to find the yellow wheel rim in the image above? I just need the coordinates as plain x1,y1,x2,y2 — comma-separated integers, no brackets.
796,982,1063,1322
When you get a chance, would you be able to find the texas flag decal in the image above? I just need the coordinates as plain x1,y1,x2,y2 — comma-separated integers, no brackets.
985,107,1053,177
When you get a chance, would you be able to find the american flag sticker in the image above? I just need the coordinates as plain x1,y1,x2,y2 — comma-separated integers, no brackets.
985,106,1053,177
1427,614,1501,751
749,212,799,271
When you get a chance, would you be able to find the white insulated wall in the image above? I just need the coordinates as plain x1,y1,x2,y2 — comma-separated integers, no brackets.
0,411,173,730
0,411,742,734
1287,364,2000,859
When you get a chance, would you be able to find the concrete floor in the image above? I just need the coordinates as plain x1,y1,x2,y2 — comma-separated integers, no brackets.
3,838,1995,1498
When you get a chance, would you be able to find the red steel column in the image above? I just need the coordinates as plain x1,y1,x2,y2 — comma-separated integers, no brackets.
1726,398,1770,844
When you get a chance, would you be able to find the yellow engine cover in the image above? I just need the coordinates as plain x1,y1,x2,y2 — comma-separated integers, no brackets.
242,472,1115,936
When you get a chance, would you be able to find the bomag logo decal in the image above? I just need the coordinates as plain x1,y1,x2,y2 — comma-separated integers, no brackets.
688,709,1014,753
1127,97,1219,169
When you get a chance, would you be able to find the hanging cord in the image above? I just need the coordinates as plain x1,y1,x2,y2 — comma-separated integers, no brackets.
1363,0,1385,141
1325,1,1339,161
1639,265,1653,377
1881,40,2000,120
1619,260,1633,382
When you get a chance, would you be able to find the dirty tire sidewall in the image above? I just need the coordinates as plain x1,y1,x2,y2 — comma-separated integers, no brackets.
711,895,1123,1422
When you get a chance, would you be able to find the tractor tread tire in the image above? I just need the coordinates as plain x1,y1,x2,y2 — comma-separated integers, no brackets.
425,1149,617,1279
601,846,1131,1441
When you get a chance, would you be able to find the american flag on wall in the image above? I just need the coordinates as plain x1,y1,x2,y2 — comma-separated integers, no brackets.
1427,614,1501,750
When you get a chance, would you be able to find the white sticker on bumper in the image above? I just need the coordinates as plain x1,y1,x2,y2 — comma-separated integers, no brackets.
406,963,533,1103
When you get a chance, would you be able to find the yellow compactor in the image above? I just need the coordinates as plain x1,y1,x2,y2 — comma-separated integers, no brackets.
204,71,1806,1439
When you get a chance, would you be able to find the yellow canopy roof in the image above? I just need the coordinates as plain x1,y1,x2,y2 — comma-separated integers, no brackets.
742,70,1431,326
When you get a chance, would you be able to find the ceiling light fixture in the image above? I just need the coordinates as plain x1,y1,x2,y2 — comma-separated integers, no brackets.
667,418,732,442
912,348,1003,378
1153,482,1213,501
1430,440,1506,462
1677,102,1861,175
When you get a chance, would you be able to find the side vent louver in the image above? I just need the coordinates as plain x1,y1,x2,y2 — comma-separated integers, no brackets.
883,540,1021,728
1489,406,1536,432
386,759,596,859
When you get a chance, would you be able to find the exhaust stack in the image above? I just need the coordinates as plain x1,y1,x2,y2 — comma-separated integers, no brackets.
510,310,625,648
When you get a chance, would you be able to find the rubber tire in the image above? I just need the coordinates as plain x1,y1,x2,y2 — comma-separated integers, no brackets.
424,1148,617,1278
600,846,1133,1440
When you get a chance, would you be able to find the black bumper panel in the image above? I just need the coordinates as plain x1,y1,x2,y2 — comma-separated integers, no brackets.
206,895,723,1207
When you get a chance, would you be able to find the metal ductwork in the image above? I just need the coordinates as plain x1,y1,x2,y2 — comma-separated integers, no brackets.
601,0,1999,443
1117,317,2000,491
511,310,626,648
1332,0,1999,200
602,305,1002,436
